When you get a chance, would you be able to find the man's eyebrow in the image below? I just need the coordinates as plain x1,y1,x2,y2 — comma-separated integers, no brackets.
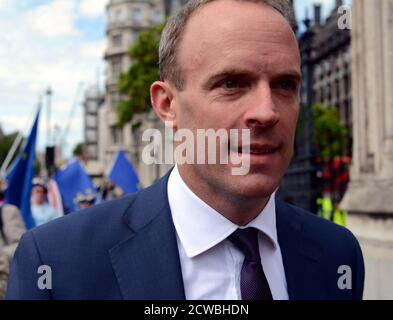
202,68,302,90
275,71,302,82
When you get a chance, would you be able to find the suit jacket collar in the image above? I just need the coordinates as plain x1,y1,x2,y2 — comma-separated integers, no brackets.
109,169,186,300
109,169,325,300
276,199,327,300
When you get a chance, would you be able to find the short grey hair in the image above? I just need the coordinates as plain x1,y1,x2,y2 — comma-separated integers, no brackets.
159,0,296,90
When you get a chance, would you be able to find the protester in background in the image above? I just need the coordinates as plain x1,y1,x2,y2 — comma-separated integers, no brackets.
0,178,8,207
0,246,8,299
101,181,124,201
75,193,96,210
31,183,61,226
0,178,25,261
0,177,26,299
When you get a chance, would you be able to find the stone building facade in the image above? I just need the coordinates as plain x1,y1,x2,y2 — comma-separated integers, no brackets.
279,0,351,211
299,0,352,149
340,0,393,300
83,87,105,162
97,0,186,186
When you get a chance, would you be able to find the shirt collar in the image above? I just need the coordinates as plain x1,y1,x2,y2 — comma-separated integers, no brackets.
167,165,279,258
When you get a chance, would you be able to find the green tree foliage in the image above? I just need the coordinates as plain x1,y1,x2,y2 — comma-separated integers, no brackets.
0,131,21,169
73,143,84,157
312,103,348,161
117,23,164,126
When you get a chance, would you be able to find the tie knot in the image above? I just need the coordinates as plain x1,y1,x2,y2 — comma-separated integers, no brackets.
229,228,261,262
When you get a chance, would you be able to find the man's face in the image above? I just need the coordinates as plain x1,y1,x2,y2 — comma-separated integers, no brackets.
79,201,93,209
31,186,46,205
170,1,301,200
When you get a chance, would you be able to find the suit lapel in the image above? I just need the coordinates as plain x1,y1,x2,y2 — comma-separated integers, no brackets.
109,171,328,300
276,199,328,300
109,170,186,300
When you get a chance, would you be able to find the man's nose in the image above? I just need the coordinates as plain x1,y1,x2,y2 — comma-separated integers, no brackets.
243,84,280,129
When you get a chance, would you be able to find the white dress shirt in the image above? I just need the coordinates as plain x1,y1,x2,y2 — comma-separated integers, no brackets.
167,166,289,300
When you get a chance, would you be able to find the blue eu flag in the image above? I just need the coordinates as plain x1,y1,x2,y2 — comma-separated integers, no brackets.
108,150,139,194
5,109,40,229
54,159,97,214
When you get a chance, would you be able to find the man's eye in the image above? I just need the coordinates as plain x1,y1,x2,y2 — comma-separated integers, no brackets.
218,78,251,91
221,79,239,89
278,79,297,91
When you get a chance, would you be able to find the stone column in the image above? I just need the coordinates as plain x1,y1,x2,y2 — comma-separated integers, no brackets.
340,0,393,299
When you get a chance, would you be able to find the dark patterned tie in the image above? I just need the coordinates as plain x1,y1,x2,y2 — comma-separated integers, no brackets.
229,227,273,300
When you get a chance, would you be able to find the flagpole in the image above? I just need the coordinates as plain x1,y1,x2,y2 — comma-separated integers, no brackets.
58,82,84,159
0,98,42,177
0,132,23,177
46,86,52,146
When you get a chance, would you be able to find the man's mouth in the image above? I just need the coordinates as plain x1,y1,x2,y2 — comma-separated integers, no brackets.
230,143,280,155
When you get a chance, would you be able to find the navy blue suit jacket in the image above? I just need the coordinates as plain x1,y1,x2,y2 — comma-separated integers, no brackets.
6,171,364,300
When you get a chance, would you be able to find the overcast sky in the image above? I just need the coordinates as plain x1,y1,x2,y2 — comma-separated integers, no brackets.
0,0,347,159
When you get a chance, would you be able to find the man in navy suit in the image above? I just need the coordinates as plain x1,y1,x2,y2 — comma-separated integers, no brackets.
6,0,364,300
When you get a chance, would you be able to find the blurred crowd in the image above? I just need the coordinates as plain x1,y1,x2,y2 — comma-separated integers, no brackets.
0,177,124,299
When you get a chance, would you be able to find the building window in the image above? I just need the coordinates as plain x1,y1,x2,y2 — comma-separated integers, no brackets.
111,93,121,110
87,130,97,143
130,32,137,44
114,9,124,23
344,100,350,128
335,79,340,101
344,74,349,97
152,9,162,24
111,126,123,144
87,145,97,159
172,0,182,9
112,34,122,47
344,50,350,63
327,84,332,104
87,101,96,113
86,115,97,128
112,57,122,79
335,53,340,67
131,7,142,25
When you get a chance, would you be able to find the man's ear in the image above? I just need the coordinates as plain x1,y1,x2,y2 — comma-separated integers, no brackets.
150,81,177,129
